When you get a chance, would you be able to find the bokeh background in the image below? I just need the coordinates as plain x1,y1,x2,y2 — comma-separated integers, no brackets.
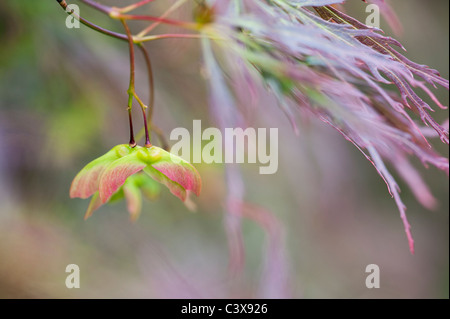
0,0,448,298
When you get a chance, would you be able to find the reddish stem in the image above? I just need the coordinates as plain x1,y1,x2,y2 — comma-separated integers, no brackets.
122,20,151,147
79,0,112,14
128,108,136,147
138,44,155,131
120,0,156,13
122,19,139,147
117,13,197,30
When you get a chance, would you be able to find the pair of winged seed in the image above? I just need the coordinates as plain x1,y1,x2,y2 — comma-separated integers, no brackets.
70,145,202,220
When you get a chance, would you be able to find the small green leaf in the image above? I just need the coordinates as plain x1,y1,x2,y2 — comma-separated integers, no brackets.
123,179,143,222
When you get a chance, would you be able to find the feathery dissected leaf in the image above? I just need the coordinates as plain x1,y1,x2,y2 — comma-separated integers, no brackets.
313,5,449,143
366,0,403,35
201,0,449,253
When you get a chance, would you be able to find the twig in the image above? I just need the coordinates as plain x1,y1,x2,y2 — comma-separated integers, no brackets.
122,19,151,147
137,0,188,37
56,0,128,41
138,44,155,130
118,0,156,14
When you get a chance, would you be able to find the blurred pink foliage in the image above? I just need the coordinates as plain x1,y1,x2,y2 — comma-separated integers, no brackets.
201,0,448,258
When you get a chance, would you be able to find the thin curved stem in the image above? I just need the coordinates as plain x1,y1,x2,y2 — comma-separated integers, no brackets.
127,108,136,147
139,33,206,42
56,0,208,148
57,0,205,43
118,0,156,14
136,44,170,150
122,19,139,147
138,44,155,132
113,13,199,30
79,0,112,14
56,0,128,41
136,124,170,150
122,19,151,147
136,0,188,37
152,125,170,151
79,0,197,30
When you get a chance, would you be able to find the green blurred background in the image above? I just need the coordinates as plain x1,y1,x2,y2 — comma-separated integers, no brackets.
0,0,448,298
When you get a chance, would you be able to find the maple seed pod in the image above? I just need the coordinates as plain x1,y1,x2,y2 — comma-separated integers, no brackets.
114,145,132,158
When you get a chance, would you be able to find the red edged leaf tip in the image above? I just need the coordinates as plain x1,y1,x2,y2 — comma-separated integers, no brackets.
149,146,202,197
84,192,103,220
152,161,202,197
98,154,147,203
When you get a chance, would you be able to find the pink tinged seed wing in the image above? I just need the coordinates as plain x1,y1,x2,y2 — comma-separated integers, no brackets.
70,144,134,199
152,162,202,197
84,192,103,220
70,151,121,199
123,179,143,222
150,149,202,197
143,166,187,202
98,155,147,204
